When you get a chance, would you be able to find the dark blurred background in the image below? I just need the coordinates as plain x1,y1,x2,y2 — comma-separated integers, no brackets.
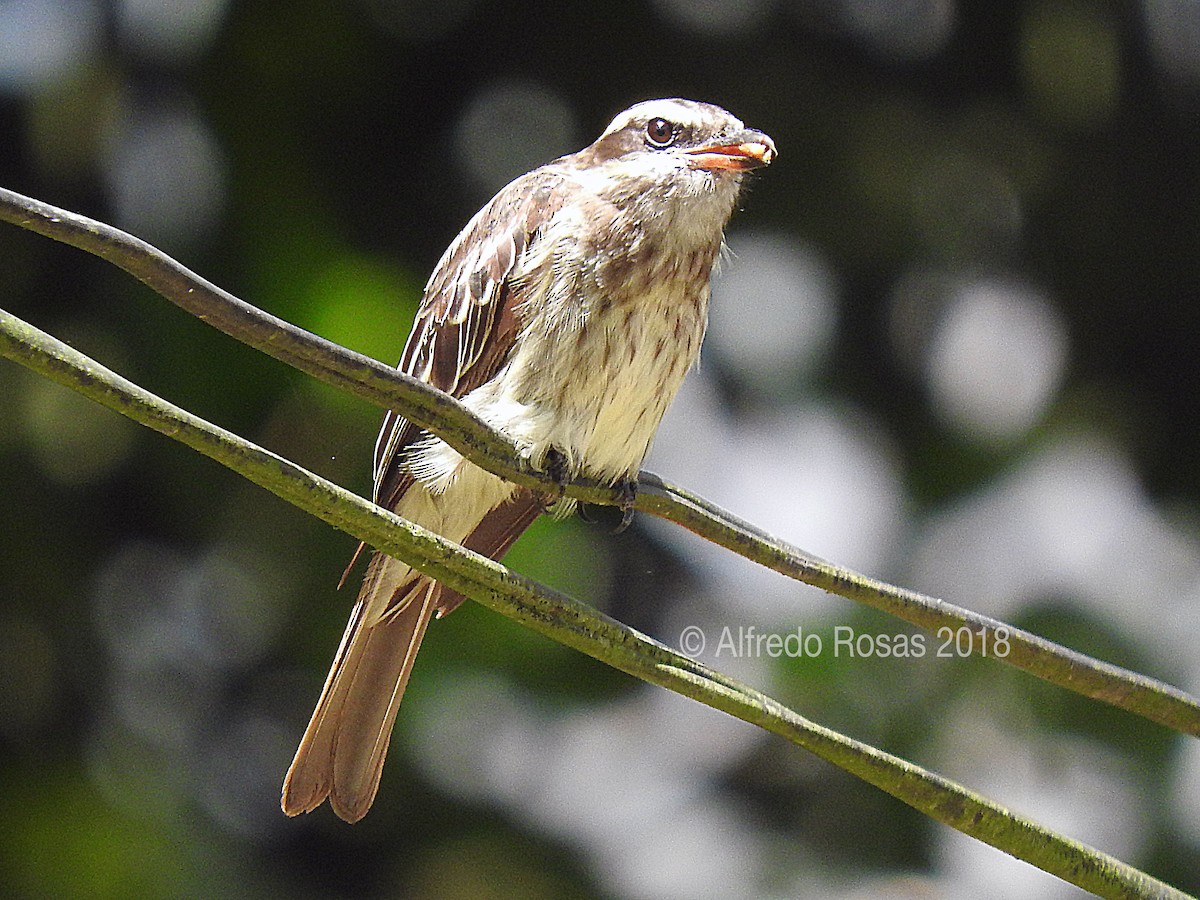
2,1,1199,897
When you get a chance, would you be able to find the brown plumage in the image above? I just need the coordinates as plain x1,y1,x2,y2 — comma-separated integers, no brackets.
282,98,774,822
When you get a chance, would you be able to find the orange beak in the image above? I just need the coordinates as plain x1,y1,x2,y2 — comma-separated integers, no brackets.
686,131,776,171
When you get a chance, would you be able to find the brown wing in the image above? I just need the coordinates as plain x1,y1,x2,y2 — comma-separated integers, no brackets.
431,488,547,617
371,173,569,511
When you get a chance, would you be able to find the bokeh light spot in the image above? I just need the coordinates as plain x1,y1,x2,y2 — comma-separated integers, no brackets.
924,278,1067,442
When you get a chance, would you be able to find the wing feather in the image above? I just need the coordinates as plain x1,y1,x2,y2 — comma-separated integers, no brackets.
371,170,570,510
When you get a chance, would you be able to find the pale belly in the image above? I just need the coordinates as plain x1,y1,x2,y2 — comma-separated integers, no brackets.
406,293,704,499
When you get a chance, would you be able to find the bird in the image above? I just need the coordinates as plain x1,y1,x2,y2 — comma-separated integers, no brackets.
281,97,775,822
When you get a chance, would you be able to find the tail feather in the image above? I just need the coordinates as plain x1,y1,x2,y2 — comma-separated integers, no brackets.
281,554,437,822
282,489,544,821
329,580,435,821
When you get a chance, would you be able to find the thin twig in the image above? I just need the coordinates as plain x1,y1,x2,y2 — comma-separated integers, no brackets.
0,187,589,500
637,475,1200,736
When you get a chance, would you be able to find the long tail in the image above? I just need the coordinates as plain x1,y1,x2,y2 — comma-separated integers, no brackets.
281,553,437,823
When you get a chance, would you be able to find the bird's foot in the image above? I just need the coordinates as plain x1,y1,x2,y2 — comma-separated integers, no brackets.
612,478,637,534
544,446,570,499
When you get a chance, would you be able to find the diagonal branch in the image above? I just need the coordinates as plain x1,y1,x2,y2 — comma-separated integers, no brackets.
0,306,1189,900
1,186,1196,739
637,477,1200,736
0,187,571,499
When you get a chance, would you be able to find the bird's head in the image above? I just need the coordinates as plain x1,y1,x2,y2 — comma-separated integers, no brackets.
565,98,774,244
578,98,776,182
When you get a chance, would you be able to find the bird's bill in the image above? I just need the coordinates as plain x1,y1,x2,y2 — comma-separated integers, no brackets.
685,133,776,171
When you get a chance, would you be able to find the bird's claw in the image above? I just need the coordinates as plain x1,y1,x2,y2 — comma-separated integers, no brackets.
544,446,570,499
612,478,637,534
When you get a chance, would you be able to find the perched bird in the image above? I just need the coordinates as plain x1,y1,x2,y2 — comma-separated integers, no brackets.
282,98,775,822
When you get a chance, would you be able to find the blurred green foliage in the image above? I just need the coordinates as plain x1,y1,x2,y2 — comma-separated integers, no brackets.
2,1,1200,897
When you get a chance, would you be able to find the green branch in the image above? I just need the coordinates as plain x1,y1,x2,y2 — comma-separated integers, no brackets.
0,307,1189,900
2,186,1195,739
0,187,576,499
639,477,1200,736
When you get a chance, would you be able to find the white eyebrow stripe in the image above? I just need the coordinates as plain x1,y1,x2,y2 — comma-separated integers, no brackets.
600,98,724,137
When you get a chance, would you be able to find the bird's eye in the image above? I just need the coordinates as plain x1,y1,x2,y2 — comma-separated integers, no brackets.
645,117,676,148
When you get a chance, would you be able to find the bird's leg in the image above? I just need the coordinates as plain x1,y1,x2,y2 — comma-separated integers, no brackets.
543,446,570,498
612,477,637,534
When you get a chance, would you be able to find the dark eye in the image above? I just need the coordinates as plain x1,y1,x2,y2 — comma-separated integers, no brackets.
645,117,676,147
